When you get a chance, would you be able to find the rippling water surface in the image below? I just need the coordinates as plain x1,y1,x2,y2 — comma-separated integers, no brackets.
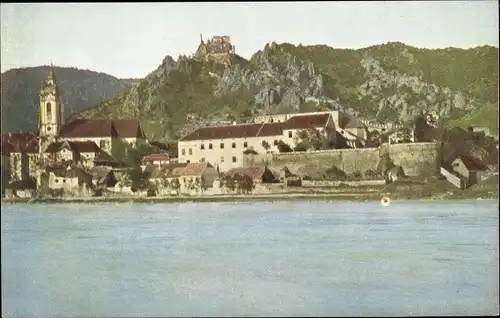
2,200,499,317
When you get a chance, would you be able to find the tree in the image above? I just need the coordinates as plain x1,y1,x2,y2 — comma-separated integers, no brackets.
243,148,258,155
194,177,203,194
367,130,381,147
221,173,237,192
125,166,148,192
377,154,396,176
294,142,308,152
170,178,181,195
293,128,330,151
325,165,346,180
262,140,271,151
277,140,293,153
364,169,381,180
235,174,255,194
160,178,170,195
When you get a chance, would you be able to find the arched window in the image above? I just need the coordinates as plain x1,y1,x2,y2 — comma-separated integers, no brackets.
46,102,52,114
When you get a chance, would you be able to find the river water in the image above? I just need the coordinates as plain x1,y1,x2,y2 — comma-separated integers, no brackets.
1,200,499,317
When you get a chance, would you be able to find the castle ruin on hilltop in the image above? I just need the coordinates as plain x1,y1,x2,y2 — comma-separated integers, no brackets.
195,34,235,66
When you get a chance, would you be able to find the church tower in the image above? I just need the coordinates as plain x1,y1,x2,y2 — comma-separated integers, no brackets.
39,65,63,152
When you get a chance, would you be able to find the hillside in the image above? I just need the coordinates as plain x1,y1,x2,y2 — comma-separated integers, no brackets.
72,42,499,141
1,66,133,133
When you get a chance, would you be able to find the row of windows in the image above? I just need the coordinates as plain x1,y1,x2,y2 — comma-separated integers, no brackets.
200,141,248,150
181,137,290,156
198,156,237,163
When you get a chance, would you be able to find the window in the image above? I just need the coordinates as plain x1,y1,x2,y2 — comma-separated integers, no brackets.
63,179,66,183
288,131,293,138
220,143,224,149
232,142,236,148
201,144,205,150
188,148,192,155
209,143,213,149
55,179,59,183
181,149,186,155
232,156,237,163
186,160,190,163
243,141,248,148
200,157,205,162
46,102,52,114
273,140,278,146
99,140,106,149
47,126,51,132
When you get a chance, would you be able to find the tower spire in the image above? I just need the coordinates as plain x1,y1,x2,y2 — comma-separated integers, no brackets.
200,33,203,44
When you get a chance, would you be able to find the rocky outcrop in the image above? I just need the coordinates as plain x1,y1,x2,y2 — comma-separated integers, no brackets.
73,42,498,141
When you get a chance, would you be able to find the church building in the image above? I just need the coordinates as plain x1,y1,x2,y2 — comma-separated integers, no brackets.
1,66,146,193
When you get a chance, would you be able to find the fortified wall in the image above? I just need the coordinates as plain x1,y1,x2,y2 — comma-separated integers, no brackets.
243,142,440,177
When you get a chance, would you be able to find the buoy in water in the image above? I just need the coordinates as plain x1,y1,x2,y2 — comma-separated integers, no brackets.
381,196,391,206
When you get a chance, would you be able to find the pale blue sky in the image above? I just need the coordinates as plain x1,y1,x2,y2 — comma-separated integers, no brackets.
1,1,498,78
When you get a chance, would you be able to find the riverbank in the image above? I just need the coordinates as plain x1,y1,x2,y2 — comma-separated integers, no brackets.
2,187,498,205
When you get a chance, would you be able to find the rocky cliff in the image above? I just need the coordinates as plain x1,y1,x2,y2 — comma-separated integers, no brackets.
72,42,498,141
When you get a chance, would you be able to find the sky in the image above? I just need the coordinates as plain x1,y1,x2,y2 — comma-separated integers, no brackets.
1,1,498,79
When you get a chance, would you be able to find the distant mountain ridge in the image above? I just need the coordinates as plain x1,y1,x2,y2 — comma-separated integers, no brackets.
73,41,498,141
1,66,133,133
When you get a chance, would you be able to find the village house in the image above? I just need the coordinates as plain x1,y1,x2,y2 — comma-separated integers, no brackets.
1,67,145,196
90,166,118,189
144,162,217,195
450,155,489,187
178,113,337,171
337,114,369,148
45,165,94,197
225,166,276,184
142,153,170,166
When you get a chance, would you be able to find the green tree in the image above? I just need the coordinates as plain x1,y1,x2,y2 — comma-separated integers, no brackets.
234,174,255,194
277,140,293,153
170,178,181,195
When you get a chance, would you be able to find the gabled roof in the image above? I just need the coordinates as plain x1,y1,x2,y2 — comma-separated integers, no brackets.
59,119,118,138
180,113,331,141
58,119,144,138
340,114,366,129
142,153,170,162
45,141,100,154
145,162,189,179
456,156,481,171
1,132,39,154
182,162,213,176
282,113,330,130
90,166,114,183
93,151,121,166
112,119,146,138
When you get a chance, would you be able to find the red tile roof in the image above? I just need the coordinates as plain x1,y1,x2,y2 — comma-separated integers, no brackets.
182,162,214,176
1,132,39,154
112,119,146,138
58,119,144,138
180,113,331,141
458,156,482,171
142,153,170,162
282,113,330,130
59,119,117,138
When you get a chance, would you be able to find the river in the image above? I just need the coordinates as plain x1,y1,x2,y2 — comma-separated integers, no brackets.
1,200,498,317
